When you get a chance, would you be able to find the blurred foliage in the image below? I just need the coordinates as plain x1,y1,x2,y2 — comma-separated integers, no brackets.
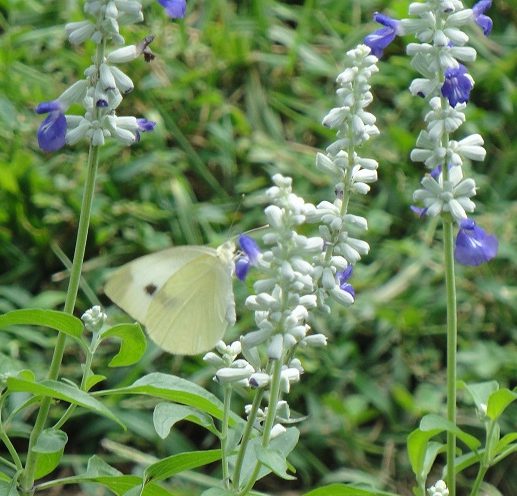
1,0,517,494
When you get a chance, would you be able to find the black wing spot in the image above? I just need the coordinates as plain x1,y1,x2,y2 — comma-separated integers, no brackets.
145,283,158,296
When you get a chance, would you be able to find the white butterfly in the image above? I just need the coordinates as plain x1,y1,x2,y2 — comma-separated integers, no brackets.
104,242,236,355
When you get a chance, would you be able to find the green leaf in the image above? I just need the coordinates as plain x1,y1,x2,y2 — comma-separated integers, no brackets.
6,372,124,428
0,309,84,341
144,450,222,482
201,489,235,496
153,402,219,439
303,484,399,496
254,445,296,480
37,474,169,496
407,429,437,478
487,388,517,421
233,427,299,488
0,480,19,496
420,414,481,451
98,372,238,422
463,381,499,413
85,374,107,391
100,323,146,367
33,428,68,479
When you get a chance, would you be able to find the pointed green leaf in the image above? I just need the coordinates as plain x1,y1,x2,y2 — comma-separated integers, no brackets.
304,484,399,495
407,429,439,478
233,427,299,488
153,402,219,439
254,445,296,480
463,381,499,414
6,373,124,428
144,449,221,482
36,474,169,496
101,323,146,367
487,388,517,420
33,428,68,479
0,480,19,496
85,374,107,391
420,414,481,451
97,372,241,423
0,309,84,341
201,489,235,496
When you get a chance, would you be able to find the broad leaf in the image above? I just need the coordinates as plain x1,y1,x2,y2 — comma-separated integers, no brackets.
144,450,222,482
304,484,399,496
0,481,19,496
463,381,499,414
101,323,146,367
33,428,68,479
98,372,240,423
254,445,296,480
487,388,517,421
420,414,481,451
233,427,299,489
0,309,84,341
6,372,124,428
153,402,219,439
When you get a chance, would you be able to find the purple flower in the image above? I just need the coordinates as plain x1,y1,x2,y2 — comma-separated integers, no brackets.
472,0,493,36
454,218,498,266
410,205,428,218
157,0,186,18
363,12,400,58
135,118,157,142
441,64,473,107
337,265,355,298
36,100,67,152
235,235,261,281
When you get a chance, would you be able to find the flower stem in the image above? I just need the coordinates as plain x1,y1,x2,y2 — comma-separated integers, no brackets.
20,143,100,495
443,214,457,496
221,385,232,489
238,358,283,496
231,388,265,491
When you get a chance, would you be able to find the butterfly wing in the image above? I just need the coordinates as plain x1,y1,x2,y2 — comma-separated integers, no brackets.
145,251,235,355
104,246,214,323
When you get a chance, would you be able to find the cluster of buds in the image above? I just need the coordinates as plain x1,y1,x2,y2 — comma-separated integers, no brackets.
35,0,186,152
305,44,381,311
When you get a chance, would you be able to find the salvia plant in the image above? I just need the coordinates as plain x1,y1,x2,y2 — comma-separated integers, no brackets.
0,1,511,496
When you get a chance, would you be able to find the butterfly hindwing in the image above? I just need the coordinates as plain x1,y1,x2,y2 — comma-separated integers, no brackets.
145,251,234,355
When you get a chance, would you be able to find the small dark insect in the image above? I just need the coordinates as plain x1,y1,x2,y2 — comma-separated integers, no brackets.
137,35,156,62
144,283,158,296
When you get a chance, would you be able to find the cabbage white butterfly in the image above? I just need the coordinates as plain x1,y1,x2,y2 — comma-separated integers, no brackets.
105,242,236,355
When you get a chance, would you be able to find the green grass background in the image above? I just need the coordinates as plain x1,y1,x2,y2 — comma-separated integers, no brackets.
1,0,517,494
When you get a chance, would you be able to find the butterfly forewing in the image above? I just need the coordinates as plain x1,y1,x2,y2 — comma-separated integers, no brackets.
104,246,216,323
145,251,235,355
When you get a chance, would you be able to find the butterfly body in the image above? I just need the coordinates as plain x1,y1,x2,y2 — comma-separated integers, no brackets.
105,243,236,355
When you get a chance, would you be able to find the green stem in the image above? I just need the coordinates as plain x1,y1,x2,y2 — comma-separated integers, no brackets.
470,420,496,496
231,388,265,491
20,143,100,495
0,396,23,472
221,385,232,489
443,214,457,496
238,358,283,496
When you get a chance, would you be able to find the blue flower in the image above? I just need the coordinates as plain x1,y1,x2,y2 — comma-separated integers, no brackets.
441,64,473,107
363,12,400,58
454,218,498,266
135,118,157,142
157,0,186,18
337,266,355,298
472,0,493,36
235,234,260,281
36,100,67,152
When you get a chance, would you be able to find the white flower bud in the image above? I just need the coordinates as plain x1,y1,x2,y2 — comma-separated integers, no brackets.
107,45,139,64
270,424,287,439
268,334,284,360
